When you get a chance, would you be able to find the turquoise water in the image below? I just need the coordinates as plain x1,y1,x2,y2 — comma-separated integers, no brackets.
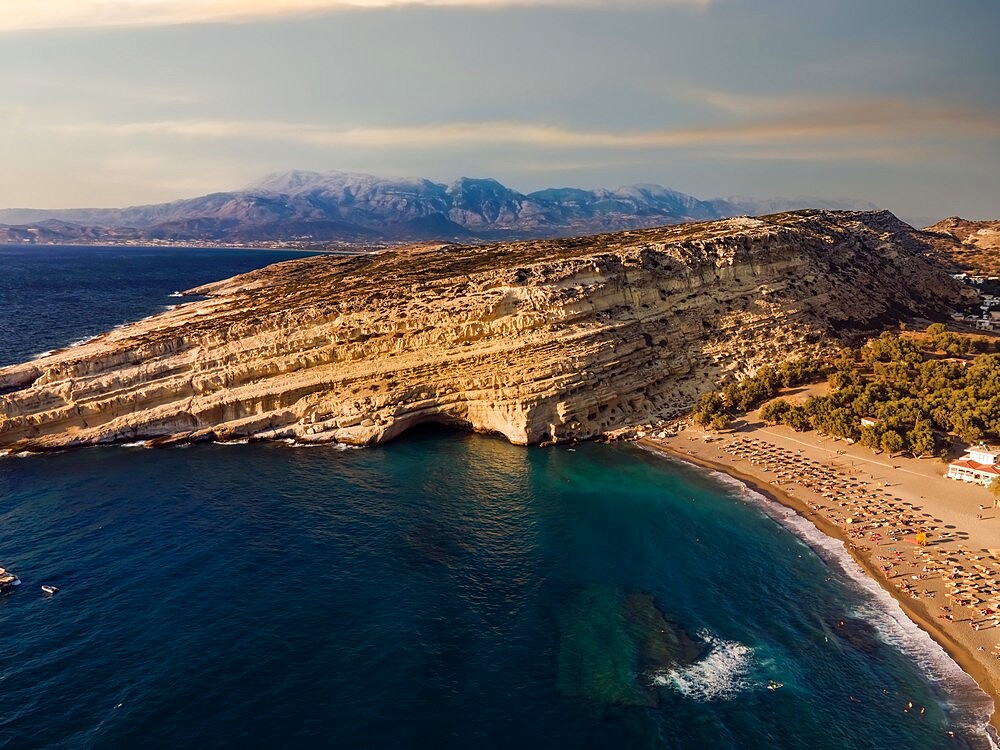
0,245,994,748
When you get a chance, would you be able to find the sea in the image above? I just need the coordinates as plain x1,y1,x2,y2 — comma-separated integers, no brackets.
0,244,995,749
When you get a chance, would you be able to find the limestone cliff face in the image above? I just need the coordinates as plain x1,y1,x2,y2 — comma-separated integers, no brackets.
0,210,973,452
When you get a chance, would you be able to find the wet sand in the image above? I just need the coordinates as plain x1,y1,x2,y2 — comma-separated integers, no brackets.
640,420,1000,732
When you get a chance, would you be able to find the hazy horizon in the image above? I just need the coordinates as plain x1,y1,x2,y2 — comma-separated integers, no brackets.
0,0,997,220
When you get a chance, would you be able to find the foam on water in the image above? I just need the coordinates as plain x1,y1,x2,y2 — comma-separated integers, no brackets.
698,461,997,742
31,333,98,360
0,426,992,746
652,631,755,701
289,441,362,450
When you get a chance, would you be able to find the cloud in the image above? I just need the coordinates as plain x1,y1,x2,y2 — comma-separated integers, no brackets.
49,99,1000,152
0,0,709,32
675,87,840,117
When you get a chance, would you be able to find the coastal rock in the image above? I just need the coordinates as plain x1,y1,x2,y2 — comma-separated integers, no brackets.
919,217,1000,275
0,210,973,452
556,584,701,708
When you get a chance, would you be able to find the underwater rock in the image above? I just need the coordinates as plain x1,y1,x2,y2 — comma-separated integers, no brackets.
556,584,701,708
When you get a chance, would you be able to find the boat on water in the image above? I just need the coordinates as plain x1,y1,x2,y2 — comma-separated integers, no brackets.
0,567,22,594
768,680,784,691
41,585,59,596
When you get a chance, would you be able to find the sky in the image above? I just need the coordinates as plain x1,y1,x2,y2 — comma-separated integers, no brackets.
0,0,997,221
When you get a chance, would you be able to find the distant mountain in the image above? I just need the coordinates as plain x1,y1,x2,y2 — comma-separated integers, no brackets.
0,170,880,246
709,195,879,217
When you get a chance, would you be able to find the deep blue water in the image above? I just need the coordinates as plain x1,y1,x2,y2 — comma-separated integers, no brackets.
0,244,320,366
0,245,994,748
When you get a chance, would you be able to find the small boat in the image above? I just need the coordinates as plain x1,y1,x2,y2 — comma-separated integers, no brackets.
767,681,784,691
41,585,59,596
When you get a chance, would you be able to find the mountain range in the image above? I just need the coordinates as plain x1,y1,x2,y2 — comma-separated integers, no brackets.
0,170,880,246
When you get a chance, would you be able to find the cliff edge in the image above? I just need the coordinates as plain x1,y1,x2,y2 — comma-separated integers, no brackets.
0,210,973,452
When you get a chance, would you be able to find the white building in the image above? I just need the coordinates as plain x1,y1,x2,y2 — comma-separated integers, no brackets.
969,446,999,465
947,444,1000,486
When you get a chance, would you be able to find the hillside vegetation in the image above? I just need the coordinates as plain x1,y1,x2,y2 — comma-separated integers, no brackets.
694,325,1000,458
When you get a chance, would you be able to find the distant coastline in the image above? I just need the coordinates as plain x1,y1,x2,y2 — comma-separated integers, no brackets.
0,240,368,253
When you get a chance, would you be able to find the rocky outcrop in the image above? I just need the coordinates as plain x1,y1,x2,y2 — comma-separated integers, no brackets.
0,210,973,452
920,218,1000,275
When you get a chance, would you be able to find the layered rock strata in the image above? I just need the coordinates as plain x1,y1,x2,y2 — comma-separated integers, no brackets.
0,210,973,452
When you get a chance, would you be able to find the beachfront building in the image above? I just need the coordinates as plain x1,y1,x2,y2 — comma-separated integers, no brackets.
947,444,1000,486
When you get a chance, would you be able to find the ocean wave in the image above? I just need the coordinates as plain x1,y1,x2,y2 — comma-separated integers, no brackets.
31,333,100,360
696,462,997,742
289,441,362,450
651,631,755,701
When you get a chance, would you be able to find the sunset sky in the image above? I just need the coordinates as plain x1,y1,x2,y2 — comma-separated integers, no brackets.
1,0,996,220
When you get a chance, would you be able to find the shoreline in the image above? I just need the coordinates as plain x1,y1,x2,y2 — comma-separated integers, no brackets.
3,421,998,741
639,433,1000,738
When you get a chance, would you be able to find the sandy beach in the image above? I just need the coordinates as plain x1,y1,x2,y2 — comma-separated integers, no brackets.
640,416,1000,731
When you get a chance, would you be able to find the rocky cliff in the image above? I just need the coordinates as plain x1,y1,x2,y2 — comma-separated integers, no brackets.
0,210,973,453
920,217,1000,275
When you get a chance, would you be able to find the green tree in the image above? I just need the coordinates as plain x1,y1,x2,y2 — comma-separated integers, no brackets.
907,420,935,457
783,406,812,432
860,426,881,450
693,391,725,427
760,399,792,425
881,430,905,456
708,414,730,431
